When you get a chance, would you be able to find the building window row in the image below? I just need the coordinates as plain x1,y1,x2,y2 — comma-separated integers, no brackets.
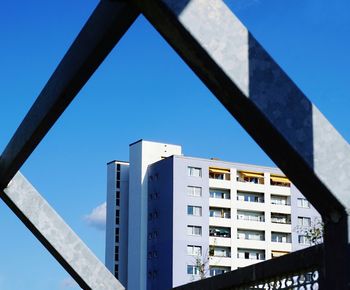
187,166,291,187
116,190,120,207
116,164,121,189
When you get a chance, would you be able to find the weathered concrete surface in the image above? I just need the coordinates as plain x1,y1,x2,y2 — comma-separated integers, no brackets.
2,172,124,290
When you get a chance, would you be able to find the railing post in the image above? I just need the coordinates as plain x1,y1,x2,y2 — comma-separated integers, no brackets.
323,214,350,289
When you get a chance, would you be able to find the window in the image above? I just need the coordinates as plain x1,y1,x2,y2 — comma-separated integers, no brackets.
298,217,311,227
299,235,311,245
187,265,200,275
188,166,202,177
114,264,119,279
187,186,202,197
209,266,230,277
115,228,120,243
116,191,120,207
187,245,202,256
188,205,202,216
187,225,202,236
297,198,310,208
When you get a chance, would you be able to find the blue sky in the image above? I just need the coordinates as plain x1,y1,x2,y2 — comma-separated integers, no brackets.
0,1,349,289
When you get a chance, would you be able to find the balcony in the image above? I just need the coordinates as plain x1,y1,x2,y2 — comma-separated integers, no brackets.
271,213,291,225
209,226,231,238
237,191,264,203
237,248,265,261
237,230,265,241
209,266,231,277
237,171,264,185
210,189,230,199
209,246,231,258
209,167,231,181
237,211,265,223
270,175,291,187
210,207,231,219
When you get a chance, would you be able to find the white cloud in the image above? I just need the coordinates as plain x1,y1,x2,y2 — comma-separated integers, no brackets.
60,277,80,289
84,202,106,231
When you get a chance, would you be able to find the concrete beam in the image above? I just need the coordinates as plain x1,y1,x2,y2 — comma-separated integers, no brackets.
0,0,139,189
1,172,124,290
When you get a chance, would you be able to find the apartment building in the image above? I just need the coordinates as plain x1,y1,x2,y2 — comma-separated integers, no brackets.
105,140,320,290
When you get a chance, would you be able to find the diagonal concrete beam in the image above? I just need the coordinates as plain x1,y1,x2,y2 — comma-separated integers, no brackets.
133,1,350,288
0,0,139,189
2,172,124,290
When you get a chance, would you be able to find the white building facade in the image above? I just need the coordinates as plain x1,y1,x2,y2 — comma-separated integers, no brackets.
105,140,320,290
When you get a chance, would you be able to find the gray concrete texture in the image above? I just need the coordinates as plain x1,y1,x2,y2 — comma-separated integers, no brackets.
3,172,124,290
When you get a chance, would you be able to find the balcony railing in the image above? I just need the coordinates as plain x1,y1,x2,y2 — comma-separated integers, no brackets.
237,215,265,222
173,245,324,290
271,217,291,224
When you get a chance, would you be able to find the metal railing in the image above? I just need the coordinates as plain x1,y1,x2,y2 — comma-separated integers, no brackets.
173,245,323,290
